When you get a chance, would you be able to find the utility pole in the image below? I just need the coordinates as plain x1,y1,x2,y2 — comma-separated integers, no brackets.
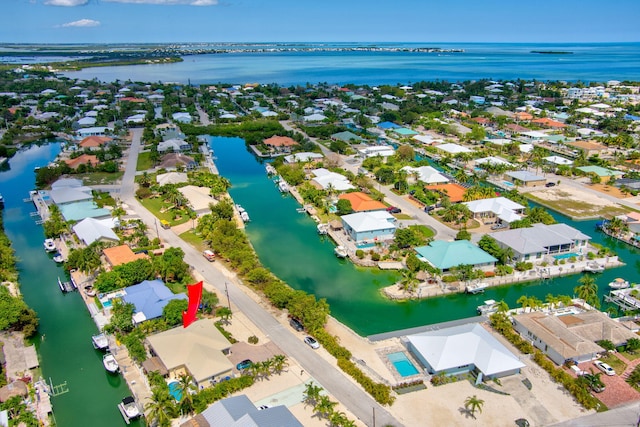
154,218,160,239
372,407,376,427
224,282,231,312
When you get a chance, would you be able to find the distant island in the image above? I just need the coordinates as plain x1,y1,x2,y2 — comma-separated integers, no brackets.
531,50,574,54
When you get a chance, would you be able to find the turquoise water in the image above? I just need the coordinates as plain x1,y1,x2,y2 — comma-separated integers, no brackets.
62,42,640,85
211,136,640,336
387,352,420,377
168,381,182,402
503,181,515,187
0,143,141,427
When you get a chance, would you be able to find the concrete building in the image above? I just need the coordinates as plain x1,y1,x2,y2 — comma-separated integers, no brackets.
341,211,396,245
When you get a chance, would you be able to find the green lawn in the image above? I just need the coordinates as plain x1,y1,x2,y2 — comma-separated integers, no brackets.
136,151,154,171
600,354,627,375
410,224,435,239
620,350,640,361
180,230,206,252
137,197,190,226
75,171,123,185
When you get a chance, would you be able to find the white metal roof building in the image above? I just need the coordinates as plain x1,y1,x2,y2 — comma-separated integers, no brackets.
401,166,449,184
192,394,303,427
310,168,355,191
341,211,396,244
405,323,525,379
72,217,119,246
462,196,525,224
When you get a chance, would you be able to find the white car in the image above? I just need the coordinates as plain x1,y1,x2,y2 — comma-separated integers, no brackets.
304,336,320,349
594,360,615,376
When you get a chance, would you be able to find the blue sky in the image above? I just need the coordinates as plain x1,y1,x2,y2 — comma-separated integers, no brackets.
2,0,640,44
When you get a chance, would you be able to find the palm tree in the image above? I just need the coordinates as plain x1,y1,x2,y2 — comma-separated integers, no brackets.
176,373,197,415
272,354,289,374
399,270,419,295
145,389,173,427
303,381,323,408
545,293,560,309
496,300,509,314
574,275,600,308
314,395,337,419
517,295,532,312
464,395,484,419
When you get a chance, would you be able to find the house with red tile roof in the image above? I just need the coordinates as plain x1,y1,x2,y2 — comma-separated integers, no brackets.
65,154,100,170
531,117,566,129
338,192,387,212
424,183,467,203
471,117,492,127
262,135,298,154
79,135,112,150
119,97,147,103
103,244,149,268
514,112,533,121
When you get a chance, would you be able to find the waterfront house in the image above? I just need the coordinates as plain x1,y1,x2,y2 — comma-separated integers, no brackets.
310,168,355,192
401,166,449,185
531,117,566,129
157,138,191,153
377,121,401,130
434,142,473,156
357,145,395,158
184,394,303,427
171,112,192,124
544,155,573,168
338,192,387,213
146,319,234,389
103,244,149,268
330,131,364,144
414,240,497,272
72,217,119,246
262,136,298,154
340,211,396,245
503,170,546,187
122,279,188,324
405,323,525,379
490,223,591,263
79,136,113,151
462,197,525,225
158,153,197,170
283,152,323,164
513,310,637,366
77,126,111,138
77,116,97,127
64,154,100,170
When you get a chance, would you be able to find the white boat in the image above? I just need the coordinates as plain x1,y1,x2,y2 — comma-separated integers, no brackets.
103,353,119,373
466,282,488,294
44,238,56,252
477,299,499,315
57,277,74,293
92,333,109,351
52,253,64,263
583,262,605,273
278,180,289,192
265,164,277,175
317,223,329,235
240,211,250,222
236,204,245,213
118,396,141,424
334,246,348,258
609,278,630,290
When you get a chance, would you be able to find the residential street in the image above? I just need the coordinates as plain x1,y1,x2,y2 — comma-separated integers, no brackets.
119,127,402,427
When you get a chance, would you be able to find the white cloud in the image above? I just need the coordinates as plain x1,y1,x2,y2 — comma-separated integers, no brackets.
45,0,89,6
104,0,218,5
61,19,101,27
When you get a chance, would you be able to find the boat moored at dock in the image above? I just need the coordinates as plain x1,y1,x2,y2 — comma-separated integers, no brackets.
118,396,141,424
609,278,630,289
317,223,329,235
57,277,75,293
583,262,605,273
52,252,64,263
466,282,488,294
91,333,109,351
334,246,348,258
44,238,56,252
103,353,119,373
477,299,499,315
278,180,289,193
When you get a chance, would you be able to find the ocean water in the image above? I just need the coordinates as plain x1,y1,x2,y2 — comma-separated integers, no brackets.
62,42,640,85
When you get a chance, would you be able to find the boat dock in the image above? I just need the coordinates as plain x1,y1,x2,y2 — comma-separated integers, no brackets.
27,190,51,222
604,288,640,312
57,277,75,293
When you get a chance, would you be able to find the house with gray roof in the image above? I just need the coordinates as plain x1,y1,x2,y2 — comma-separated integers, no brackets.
341,211,396,245
415,240,497,272
490,223,591,263
184,394,303,427
48,187,94,205
513,310,637,365
72,217,119,246
157,138,191,153
405,323,525,379
504,170,546,187
283,152,323,164
331,131,364,143
462,196,525,225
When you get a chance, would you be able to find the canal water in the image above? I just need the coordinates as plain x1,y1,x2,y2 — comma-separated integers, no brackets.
0,143,141,427
211,136,640,336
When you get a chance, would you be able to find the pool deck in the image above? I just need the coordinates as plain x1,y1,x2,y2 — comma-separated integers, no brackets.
368,315,487,342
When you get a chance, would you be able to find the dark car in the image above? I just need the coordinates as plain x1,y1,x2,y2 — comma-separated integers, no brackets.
545,182,556,187
386,206,401,214
236,359,253,371
424,205,436,213
289,317,304,331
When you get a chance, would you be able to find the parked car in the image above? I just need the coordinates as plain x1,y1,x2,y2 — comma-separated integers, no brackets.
594,360,615,376
304,336,320,349
386,206,401,214
545,182,556,187
289,317,304,332
491,223,508,230
236,359,253,371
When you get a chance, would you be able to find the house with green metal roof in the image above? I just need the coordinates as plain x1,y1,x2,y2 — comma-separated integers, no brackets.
393,127,419,136
415,240,497,272
576,165,623,182
330,131,364,143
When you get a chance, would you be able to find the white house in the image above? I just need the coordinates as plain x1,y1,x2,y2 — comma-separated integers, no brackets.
310,168,354,192
405,323,525,379
462,197,525,224
341,211,396,244
357,145,395,158
401,166,449,184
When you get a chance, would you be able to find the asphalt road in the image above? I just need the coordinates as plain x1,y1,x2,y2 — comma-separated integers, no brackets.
119,127,402,427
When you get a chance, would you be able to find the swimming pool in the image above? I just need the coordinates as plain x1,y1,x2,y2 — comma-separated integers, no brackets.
387,351,419,377
553,252,578,260
502,181,515,187
102,300,112,308
168,381,182,402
